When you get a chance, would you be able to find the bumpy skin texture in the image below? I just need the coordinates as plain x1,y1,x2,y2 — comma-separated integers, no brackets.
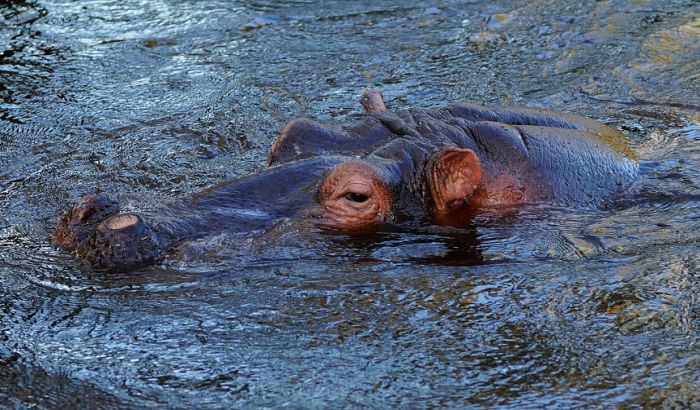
55,91,638,270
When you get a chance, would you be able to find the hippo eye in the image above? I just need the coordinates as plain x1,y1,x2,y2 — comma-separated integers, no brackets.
345,192,369,203
319,161,392,228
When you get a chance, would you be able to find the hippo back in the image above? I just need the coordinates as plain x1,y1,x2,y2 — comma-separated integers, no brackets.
515,124,638,207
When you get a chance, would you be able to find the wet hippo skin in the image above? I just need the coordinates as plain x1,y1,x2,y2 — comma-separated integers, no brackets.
55,89,638,270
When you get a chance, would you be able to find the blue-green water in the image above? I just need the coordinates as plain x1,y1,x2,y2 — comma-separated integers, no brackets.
1,1,699,408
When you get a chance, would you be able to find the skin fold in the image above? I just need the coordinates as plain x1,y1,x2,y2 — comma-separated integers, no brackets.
55,89,638,270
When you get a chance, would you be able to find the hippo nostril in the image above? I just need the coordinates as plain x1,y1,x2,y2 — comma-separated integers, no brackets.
76,207,96,221
71,192,121,223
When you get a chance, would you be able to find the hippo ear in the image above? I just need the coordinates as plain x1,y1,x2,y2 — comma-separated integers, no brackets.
428,148,482,211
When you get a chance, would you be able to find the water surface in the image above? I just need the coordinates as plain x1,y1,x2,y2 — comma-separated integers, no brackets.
1,0,699,408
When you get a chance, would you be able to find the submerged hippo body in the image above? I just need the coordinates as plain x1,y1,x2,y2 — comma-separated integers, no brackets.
55,89,637,270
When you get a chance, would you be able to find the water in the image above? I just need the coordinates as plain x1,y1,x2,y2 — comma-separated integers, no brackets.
1,0,699,407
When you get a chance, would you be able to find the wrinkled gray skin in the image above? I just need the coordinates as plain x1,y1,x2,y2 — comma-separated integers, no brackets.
55,93,638,270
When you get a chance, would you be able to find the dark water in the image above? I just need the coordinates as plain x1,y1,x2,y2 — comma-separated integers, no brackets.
1,0,699,408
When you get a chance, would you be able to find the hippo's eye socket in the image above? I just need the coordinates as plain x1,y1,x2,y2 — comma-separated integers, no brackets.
345,192,369,203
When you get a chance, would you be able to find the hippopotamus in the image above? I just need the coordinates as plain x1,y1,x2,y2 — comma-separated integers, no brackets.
54,89,638,270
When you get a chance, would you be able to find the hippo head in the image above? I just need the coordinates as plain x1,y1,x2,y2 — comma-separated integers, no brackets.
55,115,482,269
55,89,638,270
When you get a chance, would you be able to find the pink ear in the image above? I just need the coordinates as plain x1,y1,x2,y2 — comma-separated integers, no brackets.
428,148,482,211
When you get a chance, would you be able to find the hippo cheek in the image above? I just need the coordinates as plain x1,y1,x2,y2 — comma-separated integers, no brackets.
317,160,392,230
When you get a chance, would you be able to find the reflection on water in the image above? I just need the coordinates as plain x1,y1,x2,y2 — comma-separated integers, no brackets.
1,0,699,407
